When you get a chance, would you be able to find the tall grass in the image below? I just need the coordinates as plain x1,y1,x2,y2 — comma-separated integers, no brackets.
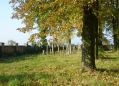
0,50,119,86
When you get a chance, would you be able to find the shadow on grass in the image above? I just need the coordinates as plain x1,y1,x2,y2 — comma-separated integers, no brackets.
0,72,54,86
101,57,117,60
105,50,119,52
97,68,119,73
0,53,42,63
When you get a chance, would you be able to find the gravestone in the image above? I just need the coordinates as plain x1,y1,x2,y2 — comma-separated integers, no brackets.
46,44,49,54
50,49,51,54
63,46,64,50
52,44,54,54
43,50,45,55
78,43,80,51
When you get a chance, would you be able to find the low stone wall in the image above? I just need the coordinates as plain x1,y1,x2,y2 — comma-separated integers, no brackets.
0,42,66,57
102,45,114,51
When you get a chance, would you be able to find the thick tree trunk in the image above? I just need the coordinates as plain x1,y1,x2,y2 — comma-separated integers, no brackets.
114,34,118,51
95,17,98,59
117,39,119,51
98,0,103,47
98,21,102,47
79,4,96,73
112,0,118,51
95,0,99,59
116,0,119,51
113,18,118,51
118,39,119,51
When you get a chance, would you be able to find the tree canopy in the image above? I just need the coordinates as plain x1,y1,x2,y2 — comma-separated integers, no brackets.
9,0,119,43
8,40,16,45
9,0,91,43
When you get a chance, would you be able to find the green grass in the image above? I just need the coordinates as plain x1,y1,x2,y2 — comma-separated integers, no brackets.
0,51,119,86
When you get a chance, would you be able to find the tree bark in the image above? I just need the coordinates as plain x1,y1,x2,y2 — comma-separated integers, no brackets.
95,0,99,59
112,0,118,51
117,18,119,51
68,31,71,54
113,16,118,51
116,0,119,51
98,0,103,47
117,39,119,52
79,4,96,73
98,21,102,47
114,34,118,51
95,17,98,59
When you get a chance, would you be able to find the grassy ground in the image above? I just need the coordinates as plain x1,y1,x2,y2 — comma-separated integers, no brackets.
0,50,119,86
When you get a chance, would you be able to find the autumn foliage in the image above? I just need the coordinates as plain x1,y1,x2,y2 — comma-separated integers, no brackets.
9,0,119,72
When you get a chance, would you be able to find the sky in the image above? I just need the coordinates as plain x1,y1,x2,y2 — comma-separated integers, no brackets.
0,0,82,46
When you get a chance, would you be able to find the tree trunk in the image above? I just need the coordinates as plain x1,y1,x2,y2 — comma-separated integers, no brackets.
116,0,119,51
79,4,96,73
98,0,103,47
68,31,71,54
114,34,118,51
113,17,118,51
98,21,102,47
112,0,118,51
95,0,99,59
95,17,98,59
117,39,119,51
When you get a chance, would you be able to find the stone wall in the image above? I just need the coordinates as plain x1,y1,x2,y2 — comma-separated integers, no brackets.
0,42,66,57
102,45,114,51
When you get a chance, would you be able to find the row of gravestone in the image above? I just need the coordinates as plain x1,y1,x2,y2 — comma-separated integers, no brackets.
42,43,114,55
42,44,66,55
42,43,81,55
66,44,81,54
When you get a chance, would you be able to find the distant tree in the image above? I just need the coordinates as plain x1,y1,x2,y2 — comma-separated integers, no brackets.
30,40,42,47
36,40,41,47
24,43,27,46
31,41,36,47
8,40,16,46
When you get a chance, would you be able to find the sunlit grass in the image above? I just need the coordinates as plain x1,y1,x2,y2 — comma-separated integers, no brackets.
0,50,119,86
